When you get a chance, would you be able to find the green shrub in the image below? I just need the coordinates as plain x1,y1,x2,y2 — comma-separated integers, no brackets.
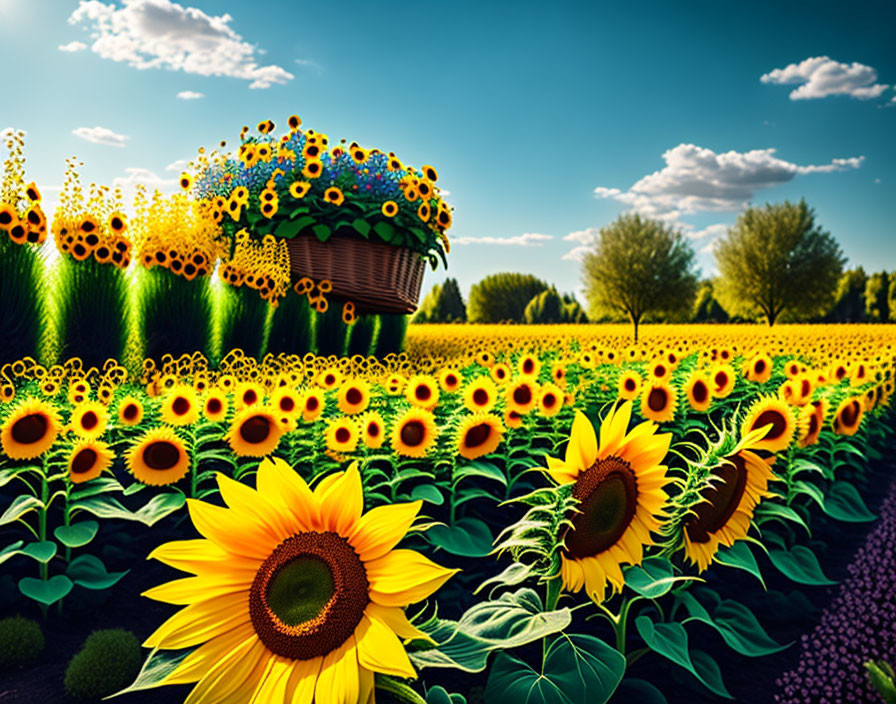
467,273,548,323
64,629,142,701
217,283,270,360
0,616,44,668
267,291,314,356
346,314,378,357
0,239,47,364
523,288,564,324
374,313,408,356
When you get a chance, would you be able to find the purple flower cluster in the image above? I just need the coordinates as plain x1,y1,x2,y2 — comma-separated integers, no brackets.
775,483,896,704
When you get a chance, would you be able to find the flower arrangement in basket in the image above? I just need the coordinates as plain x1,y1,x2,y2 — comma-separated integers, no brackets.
182,115,453,313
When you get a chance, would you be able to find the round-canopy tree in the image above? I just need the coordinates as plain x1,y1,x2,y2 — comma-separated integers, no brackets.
467,273,548,323
582,214,698,340
715,200,845,325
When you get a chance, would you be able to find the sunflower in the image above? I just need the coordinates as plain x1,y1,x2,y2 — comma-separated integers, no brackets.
317,368,343,390
797,400,826,448
161,386,200,426
490,363,511,385
463,376,497,413
1,398,60,459
381,201,398,217
506,379,538,415
324,187,345,206
289,181,311,199
404,375,439,410
228,407,283,457
545,402,669,602
301,390,325,422
337,380,371,415
710,364,736,398
684,371,713,412
391,407,438,458
143,459,456,703
745,353,773,383
70,401,109,439
517,354,541,379
455,413,504,460
833,397,863,436
68,439,114,484
235,381,266,410
326,417,359,454
438,369,462,393
649,358,672,381
640,381,676,423
203,389,229,422
682,430,776,572
537,384,563,418
617,371,642,401
271,388,301,419
302,158,323,179
551,362,567,387
360,411,386,450
740,396,796,452
126,427,189,486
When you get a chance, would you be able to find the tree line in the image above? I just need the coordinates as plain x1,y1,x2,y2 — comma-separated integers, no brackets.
411,199,893,338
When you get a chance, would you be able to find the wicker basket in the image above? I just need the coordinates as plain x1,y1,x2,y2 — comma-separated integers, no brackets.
286,235,426,314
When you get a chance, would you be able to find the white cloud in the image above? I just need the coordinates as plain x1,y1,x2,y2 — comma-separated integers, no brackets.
67,0,294,89
113,167,176,200
59,40,87,52
699,238,721,255
176,90,204,100
560,228,599,261
761,57,888,100
685,223,728,240
72,125,129,147
453,233,553,246
165,159,189,172
593,143,863,219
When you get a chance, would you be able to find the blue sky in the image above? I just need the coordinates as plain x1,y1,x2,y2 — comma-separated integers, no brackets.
2,0,894,302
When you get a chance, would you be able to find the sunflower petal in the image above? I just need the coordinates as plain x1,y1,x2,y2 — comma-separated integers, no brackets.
186,498,276,561
544,456,578,485
163,621,255,685
317,462,363,535
565,411,597,469
355,614,416,679
366,549,458,607
256,457,318,531
217,473,293,540
147,539,230,574
365,602,432,643
350,500,421,562
141,573,251,605
315,637,359,704
143,591,249,649
183,634,268,704
285,656,322,704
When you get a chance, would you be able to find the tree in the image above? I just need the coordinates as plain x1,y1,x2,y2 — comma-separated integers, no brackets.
523,288,564,324
865,271,890,323
467,273,549,323
827,267,867,322
411,277,467,323
582,214,698,340
890,276,896,322
715,199,845,325
692,280,729,323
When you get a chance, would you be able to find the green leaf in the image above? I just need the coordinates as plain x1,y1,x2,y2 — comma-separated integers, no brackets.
475,562,534,595
353,218,372,238
624,557,698,599
0,495,43,525
791,480,825,510
274,216,310,239
69,476,124,501
426,517,493,557
110,647,193,697
134,492,186,526
373,220,396,243
453,460,507,488
407,484,444,506
426,685,466,704
0,540,24,565
18,575,73,606
755,502,810,535
410,588,571,673
288,206,311,219
768,545,836,585
614,678,669,704
635,616,731,698
54,520,99,548
680,592,788,657
484,634,625,704
72,495,140,522
823,481,875,522
312,223,332,241
0,465,39,487
66,554,129,590
375,674,427,704
789,458,831,480
22,540,57,563
714,542,765,588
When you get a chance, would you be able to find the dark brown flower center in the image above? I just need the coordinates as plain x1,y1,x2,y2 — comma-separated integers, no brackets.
692,381,708,404
172,396,190,416
512,385,532,406
840,401,860,428
647,387,668,412
542,393,557,409
472,389,489,406
400,420,425,447
71,448,98,474
240,416,271,444
80,410,98,430
414,384,431,401
207,398,223,414
751,410,786,439
685,453,748,544
121,402,138,420
346,388,363,406
464,423,492,449
335,427,351,444
11,414,48,444
249,532,369,661
754,360,766,374
564,457,638,558
143,440,181,470
306,396,319,411
243,390,258,406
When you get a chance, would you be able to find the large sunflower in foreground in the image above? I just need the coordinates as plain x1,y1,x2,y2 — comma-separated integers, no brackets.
545,401,670,602
143,459,456,703
1,397,61,459
682,428,777,572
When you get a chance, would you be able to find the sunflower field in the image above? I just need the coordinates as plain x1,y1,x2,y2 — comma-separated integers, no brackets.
1,321,894,704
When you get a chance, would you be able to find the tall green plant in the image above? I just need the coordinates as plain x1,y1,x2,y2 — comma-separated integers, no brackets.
0,239,46,364
137,267,214,364
315,304,348,357
53,257,128,368
374,314,408,356
267,291,314,356
346,314,377,357
217,284,270,360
